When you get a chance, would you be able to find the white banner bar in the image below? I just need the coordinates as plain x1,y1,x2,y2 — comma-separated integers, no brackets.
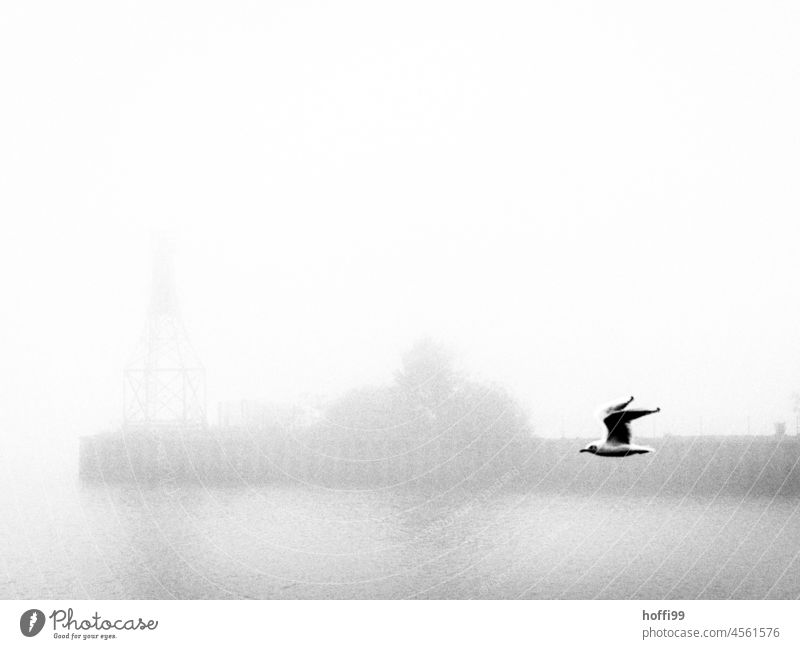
1,601,797,649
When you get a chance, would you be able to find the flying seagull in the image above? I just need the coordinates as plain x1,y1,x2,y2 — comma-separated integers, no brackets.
580,396,660,457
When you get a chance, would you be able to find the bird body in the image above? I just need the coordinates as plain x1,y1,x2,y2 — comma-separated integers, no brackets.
580,440,654,457
580,396,659,457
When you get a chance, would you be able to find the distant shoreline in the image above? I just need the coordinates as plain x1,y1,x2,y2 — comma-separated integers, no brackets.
79,430,800,498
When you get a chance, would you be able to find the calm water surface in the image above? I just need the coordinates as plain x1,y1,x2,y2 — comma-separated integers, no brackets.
2,442,798,599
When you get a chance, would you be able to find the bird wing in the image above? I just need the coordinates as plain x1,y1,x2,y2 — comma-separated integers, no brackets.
603,411,632,445
594,397,632,420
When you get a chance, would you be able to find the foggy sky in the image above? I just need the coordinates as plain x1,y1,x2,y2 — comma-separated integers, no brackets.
2,1,800,442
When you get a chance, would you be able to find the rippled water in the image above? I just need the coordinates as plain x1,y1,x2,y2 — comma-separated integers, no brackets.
2,441,799,599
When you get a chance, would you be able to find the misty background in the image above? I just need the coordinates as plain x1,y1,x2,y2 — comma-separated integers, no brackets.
3,0,800,600
3,1,800,448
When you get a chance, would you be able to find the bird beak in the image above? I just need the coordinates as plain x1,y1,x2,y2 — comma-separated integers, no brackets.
579,449,588,453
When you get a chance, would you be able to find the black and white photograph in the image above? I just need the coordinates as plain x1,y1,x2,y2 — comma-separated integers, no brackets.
1,1,800,644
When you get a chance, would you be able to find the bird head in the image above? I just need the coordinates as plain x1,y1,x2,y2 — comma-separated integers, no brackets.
580,443,599,454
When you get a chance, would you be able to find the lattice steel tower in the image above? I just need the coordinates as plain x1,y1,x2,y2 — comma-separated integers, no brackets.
123,241,207,431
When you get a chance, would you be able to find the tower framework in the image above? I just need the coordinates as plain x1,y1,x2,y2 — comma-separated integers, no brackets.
123,241,206,431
